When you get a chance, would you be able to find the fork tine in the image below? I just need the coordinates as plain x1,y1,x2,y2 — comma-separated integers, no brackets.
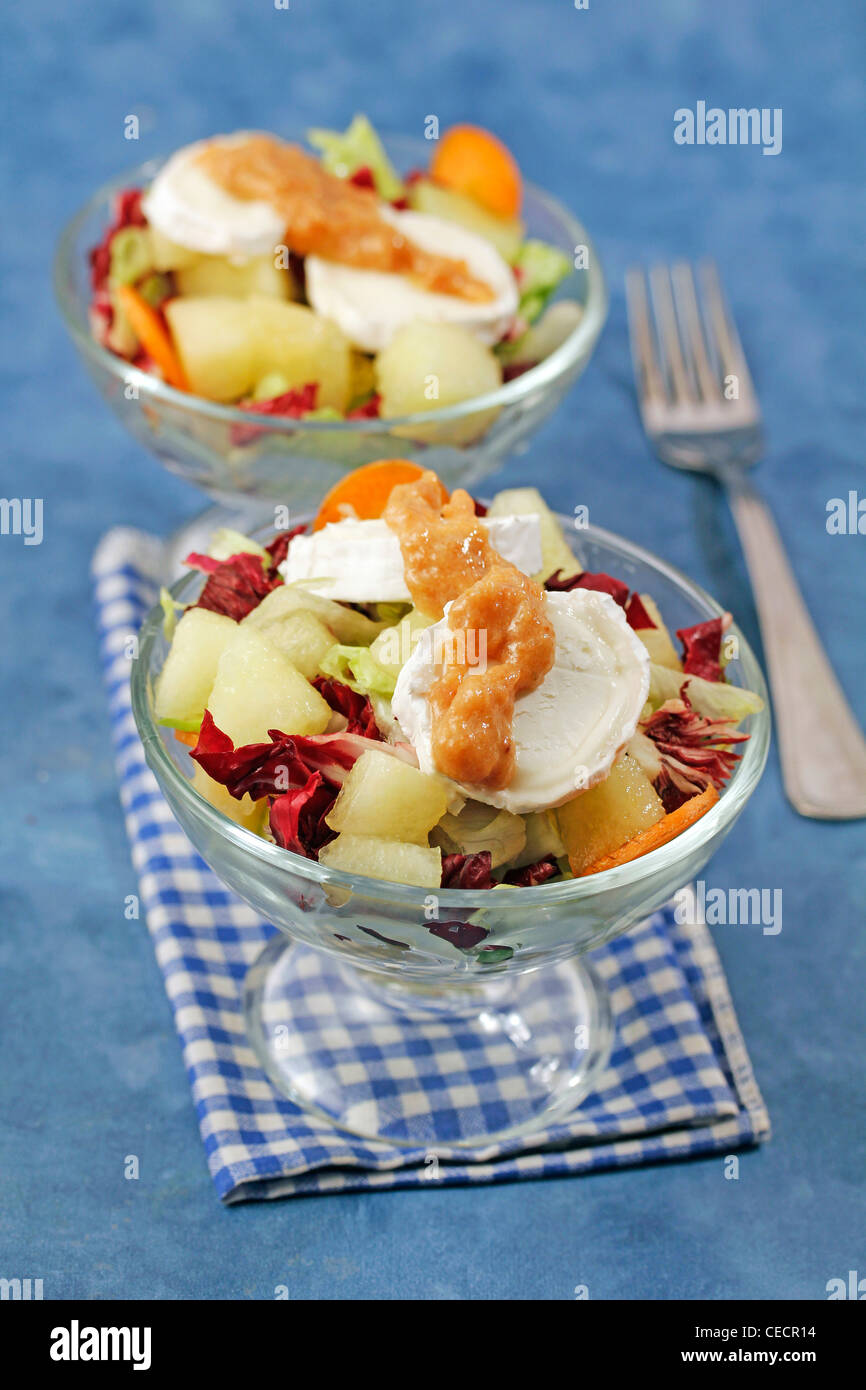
649,263,695,404
699,260,758,408
625,266,667,408
671,261,721,403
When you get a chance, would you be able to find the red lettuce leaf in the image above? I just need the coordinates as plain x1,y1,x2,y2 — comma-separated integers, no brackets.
231,383,319,446
676,616,730,682
190,711,413,800
265,523,308,571
269,770,338,859
346,392,381,419
440,851,496,890
502,855,559,887
428,920,489,949
641,692,749,812
348,166,376,190
625,593,656,631
313,676,383,740
191,551,282,621
546,570,629,606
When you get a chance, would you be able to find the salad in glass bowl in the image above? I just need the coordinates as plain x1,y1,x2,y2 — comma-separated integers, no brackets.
154,459,764,888
133,461,769,1145
56,118,607,515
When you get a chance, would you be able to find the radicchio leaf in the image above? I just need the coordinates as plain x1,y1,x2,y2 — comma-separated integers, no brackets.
440,851,496,890
191,711,415,801
640,692,749,812
265,523,308,571
676,615,731,683
345,392,382,419
189,550,282,621
502,855,559,887
269,770,338,859
625,593,656,631
313,676,383,740
428,920,489,949
546,570,629,606
231,383,319,446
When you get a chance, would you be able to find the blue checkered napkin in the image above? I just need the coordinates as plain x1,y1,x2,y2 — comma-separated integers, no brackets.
93,528,770,1202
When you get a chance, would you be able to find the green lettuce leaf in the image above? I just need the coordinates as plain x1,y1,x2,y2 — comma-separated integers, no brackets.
649,664,764,724
319,643,397,698
513,239,572,323
307,115,405,202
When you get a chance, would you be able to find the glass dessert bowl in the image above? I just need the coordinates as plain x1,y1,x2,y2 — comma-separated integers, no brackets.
54,134,607,523
131,512,770,1149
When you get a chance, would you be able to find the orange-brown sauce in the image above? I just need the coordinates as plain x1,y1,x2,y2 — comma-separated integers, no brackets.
198,135,494,303
385,473,555,790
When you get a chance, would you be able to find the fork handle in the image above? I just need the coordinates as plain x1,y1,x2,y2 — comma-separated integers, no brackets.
721,468,866,819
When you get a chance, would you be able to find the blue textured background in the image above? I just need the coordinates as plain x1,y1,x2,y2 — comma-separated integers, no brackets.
2,0,864,1300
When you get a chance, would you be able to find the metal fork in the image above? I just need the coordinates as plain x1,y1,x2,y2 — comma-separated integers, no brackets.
626,260,866,820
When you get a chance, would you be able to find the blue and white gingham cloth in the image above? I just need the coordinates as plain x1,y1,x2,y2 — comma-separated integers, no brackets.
93,528,770,1202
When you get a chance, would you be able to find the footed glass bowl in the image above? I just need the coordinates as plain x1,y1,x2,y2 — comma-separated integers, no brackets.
131,516,769,1148
55,136,607,516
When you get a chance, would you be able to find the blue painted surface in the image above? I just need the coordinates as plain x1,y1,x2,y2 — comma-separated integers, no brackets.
1,0,864,1300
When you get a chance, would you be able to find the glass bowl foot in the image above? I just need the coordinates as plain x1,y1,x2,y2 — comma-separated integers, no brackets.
243,937,614,1150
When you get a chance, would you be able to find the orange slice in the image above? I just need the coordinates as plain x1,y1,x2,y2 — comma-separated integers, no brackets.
579,784,720,876
312,459,448,531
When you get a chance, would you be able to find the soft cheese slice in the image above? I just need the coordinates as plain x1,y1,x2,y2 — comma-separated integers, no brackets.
143,136,286,259
279,515,544,604
391,589,651,814
305,208,518,353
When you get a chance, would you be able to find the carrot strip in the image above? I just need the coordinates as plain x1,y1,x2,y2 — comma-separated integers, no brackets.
312,459,448,531
116,284,189,391
579,784,720,876
174,728,199,747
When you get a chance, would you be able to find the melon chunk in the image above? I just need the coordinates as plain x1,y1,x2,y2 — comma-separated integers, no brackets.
245,608,335,681
243,582,384,646
634,594,682,671
326,749,449,844
165,296,352,407
154,607,236,729
175,255,291,301
555,756,664,876
318,833,442,888
191,764,266,834
165,297,257,401
250,297,351,410
207,628,330,745
408,178,524,262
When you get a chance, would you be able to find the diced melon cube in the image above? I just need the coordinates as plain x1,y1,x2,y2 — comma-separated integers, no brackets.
408,178,524,261
487,486,580,582
207,627,331,745
375,321,502,444
244,582,383,646
165,297,258,402
635,594,682,671
319,833,442,888
250,297,351,410
154,607,237,728
149,228,202,272
176,254,292,301
556,756,664,876
248,609,336,681
191,764,266,834
326,749,449,844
